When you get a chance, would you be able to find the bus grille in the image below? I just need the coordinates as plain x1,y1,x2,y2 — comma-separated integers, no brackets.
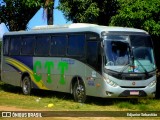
112,74,153,80
122,76,144,80
120,86,146,88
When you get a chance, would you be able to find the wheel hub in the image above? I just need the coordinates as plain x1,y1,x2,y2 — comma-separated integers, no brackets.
76,85,85,100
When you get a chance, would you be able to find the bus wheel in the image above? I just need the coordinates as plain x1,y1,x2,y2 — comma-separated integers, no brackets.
22,76,31,95
73,80,86,103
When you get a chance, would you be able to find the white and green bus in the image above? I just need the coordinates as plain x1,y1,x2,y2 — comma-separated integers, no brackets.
1,23,156,102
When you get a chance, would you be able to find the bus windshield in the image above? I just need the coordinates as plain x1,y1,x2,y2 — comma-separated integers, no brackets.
104,35,156,73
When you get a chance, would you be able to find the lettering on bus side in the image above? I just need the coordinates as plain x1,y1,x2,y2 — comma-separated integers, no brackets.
45,61,54,83
33,61,68,85
33,61,42,82
58,62,68,85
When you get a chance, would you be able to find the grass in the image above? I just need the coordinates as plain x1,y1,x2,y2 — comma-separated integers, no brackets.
0,80,160,111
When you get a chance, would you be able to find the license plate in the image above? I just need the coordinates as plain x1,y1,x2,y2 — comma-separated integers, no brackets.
130,91,139,95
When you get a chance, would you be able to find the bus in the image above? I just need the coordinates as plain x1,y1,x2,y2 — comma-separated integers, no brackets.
1,23,156,102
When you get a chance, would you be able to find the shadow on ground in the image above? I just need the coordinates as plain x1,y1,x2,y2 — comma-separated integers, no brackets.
0,81,139,106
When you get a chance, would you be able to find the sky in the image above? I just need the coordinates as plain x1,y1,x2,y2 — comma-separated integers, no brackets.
28,0,71,30
0,0,72,38
0,23,8,38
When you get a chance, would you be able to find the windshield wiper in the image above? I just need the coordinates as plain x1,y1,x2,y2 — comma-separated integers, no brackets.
119,63,131,76
134,59,148,76
119,59,149,77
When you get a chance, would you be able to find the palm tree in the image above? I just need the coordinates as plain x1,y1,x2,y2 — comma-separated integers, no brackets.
44,0,54,25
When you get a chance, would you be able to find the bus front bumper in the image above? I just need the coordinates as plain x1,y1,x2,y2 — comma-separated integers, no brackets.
103,85,156,98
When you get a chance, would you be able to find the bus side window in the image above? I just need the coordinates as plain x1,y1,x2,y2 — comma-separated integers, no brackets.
87,41,98,69
67,34,85,57
3,37,10,55
21,36,35,55
35,36,50,56
50,36,66,56
10,37,21,55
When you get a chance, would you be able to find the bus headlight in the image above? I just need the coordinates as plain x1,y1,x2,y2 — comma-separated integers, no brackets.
148,80,156,87
106,79,118,87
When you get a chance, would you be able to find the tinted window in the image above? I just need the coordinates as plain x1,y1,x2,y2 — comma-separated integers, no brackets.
50,36,66,56
10,37,21,55
21,36,35,55
35,36,50,56
68,35,85,56
3,37,10,55
130,35,152,47
87,41,98,66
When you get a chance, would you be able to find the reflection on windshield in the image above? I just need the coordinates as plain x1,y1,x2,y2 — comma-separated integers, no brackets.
131,35,155,73
133,47,152,62
104,35,156,73
105,36,130,66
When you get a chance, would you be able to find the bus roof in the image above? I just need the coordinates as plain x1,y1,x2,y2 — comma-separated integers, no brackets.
4,23,148,36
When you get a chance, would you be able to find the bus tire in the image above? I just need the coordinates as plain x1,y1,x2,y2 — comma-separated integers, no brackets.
73,80,86,103
22,76,31,95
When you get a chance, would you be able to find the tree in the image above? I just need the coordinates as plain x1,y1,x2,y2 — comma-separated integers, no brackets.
58,0,119,25
45,0,54,25
0,0,40,31
26,0,54,25
0,0,54,31
110,0,160,36
59,0,160,36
